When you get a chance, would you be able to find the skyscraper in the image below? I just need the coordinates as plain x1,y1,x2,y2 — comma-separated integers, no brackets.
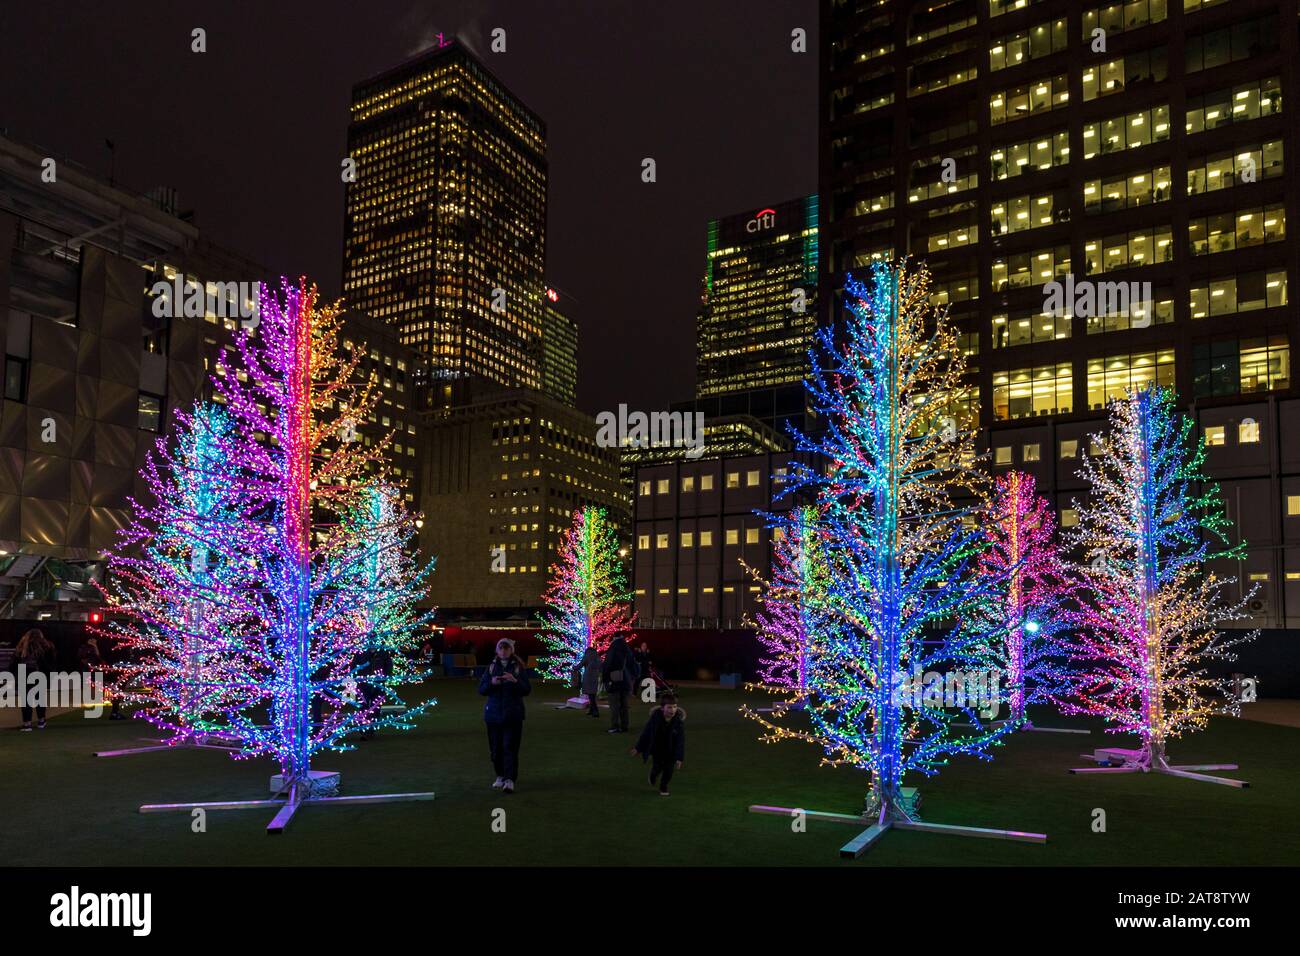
343,40,548,391
541,286,578,407
420,386,624,617
820,0,1293,430
697,195,820,399
819,0,1299,628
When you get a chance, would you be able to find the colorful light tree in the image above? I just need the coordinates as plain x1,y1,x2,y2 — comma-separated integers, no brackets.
121,278,437,829
98,401,262,755
746,259,1040,856
1059,384,1257,786
748,504,834,700
334,483,437,705
207,279,435,787
967,470,1076,731
536,506,635,683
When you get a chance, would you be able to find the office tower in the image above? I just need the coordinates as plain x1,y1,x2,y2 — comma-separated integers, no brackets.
420,386,625,617
630,451,817,625
820,0,1299,625
344,40,548,391
697,195,820,398
616,197,820,486
541,286,578,407
822,0,1293,424
337,311,430,510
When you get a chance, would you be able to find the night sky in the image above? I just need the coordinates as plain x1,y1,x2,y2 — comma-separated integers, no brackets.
0,0,817,415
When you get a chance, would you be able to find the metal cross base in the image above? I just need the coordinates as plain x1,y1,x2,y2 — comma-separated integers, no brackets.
748,803,1047,859
548,696,606,710
139,784,436,834
95,736,243,758
1070,747,1247,788
1004,718,1090,735
951,718,1089,735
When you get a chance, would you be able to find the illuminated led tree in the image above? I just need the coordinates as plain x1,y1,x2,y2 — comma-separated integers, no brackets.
748,504,834,700
335,483,437,704
97,402,260,756
966,470,1078,732
1061,385,1256,787
746,260,1041,857
134,278,437,830
536,506,635,683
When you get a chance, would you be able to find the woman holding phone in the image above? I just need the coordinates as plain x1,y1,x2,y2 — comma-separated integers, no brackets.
477,637,532,793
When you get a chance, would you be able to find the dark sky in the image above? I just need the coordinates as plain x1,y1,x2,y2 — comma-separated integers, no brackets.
0,0,817,415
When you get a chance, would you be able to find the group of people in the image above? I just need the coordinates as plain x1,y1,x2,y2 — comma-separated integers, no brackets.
478,634,686,796
10,625,687,797
575,637,654,731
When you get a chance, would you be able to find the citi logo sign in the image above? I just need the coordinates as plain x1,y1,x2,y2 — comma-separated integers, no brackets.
746,208,776,233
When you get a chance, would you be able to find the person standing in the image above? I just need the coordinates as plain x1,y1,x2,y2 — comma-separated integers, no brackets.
478,637,531,793
77,636,122,720
579,646,601,717
631,693,686,796
602,634,633,734
634,642,652,694
15,628,56,732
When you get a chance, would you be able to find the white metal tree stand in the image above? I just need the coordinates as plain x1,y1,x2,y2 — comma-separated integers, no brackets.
138,774,436,834
96,735,241,758
1070,741,1247,788
750,779,1046,859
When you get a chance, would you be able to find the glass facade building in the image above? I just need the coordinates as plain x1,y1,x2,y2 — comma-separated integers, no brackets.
541,288,578,407
697,195,820,399
822,0,1296,425
819,0,1300,627
344,41,548,392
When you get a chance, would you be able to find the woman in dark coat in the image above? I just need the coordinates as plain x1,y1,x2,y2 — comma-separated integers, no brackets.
579,646,601,717
15,628,56,731
602,635,635,733
477,637,532,793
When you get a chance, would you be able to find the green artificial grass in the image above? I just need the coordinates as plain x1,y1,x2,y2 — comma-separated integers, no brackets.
2,679,1295,866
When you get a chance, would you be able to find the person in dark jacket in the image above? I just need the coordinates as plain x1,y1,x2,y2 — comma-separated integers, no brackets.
630,693,686,796
579,646,601,717
633,642,651,691
477,637,531,793
77,637,122,720
602,635,635,733
15,628,56,731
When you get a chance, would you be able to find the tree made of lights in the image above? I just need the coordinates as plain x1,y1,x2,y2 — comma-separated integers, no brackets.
136,278,437,831
746,259,1044,858
335,483,436,710
966,470,1083,734
1061,385,1256,787
747,504,834,704
97,402,257,757
536,506,635,693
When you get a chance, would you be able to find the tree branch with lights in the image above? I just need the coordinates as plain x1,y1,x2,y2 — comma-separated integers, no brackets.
745,259,1041,856
1060,384,1256,786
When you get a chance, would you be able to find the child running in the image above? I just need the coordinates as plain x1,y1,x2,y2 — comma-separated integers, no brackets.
630,693,685,796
